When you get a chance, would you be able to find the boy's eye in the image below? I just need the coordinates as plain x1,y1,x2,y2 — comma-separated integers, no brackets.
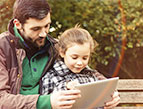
83,57,88,60
72,56,77,59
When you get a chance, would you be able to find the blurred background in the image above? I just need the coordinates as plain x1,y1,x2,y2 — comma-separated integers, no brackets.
1,0,143,78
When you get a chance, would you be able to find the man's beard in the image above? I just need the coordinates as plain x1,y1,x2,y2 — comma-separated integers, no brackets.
34,37,46,48
20,28,46,49
24,36,46,49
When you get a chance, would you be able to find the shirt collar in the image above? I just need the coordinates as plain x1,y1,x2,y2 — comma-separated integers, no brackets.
53,59,70,76
53,59,91,77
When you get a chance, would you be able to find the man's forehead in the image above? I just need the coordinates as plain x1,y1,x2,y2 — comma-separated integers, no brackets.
24,13,51,27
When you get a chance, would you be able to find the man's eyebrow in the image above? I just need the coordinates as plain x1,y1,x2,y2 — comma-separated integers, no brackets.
44,22,51,27
30,26,41,30
30,22,51,30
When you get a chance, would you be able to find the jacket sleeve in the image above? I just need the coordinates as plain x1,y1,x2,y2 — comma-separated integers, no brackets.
0,49,39,109
85,66,107,80
94,70,107,80
42,70,55,95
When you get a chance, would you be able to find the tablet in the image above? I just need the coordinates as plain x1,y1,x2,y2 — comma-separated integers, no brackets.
72,77,119,109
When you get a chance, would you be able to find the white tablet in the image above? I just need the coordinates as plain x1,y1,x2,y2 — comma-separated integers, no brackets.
72,77,119,109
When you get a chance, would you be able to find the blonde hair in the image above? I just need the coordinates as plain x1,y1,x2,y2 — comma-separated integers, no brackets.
58,25,97,54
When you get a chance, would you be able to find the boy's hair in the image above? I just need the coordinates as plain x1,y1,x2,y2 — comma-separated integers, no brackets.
13,0,51,24
58,25,97,54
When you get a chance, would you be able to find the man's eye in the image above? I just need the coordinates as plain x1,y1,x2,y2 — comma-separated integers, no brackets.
32,27,40,31
45,24,50,28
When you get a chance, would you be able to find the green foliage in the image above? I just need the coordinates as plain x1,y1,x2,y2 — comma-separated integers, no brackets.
123,0,143,48
47,0,121,68
0,0,15,33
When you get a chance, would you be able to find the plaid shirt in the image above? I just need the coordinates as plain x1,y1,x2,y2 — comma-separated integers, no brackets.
42,59,106,95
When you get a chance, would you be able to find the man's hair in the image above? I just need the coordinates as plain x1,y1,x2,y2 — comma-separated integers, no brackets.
58,25,97,54
13,0,51,24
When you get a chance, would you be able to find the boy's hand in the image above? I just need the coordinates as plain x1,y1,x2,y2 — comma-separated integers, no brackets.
104,91,120,109
50,89,81,109
66,81,79,90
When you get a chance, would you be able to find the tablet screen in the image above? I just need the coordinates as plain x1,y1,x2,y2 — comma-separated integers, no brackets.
72,77,119,108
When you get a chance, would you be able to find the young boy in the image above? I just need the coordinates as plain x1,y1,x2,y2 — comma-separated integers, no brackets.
42,26,120,108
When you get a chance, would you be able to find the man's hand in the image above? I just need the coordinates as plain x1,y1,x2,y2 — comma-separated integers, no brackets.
50,89,81,109
104,91,120,109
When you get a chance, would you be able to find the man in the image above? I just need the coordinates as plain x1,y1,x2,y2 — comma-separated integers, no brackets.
0,0,119,108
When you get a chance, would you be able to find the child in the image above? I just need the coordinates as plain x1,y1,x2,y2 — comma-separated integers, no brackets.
42,25,104,94
42,26,120,108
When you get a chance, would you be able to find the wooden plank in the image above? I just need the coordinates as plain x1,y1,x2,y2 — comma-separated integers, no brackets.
119,92,143,103
115,79,143,108
117,79,143,90
115,107,143,109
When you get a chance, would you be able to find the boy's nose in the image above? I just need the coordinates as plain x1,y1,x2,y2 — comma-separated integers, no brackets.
76,60,83,65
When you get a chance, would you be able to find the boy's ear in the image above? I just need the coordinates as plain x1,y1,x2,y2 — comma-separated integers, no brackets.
59,48,65,58
13,19,22,30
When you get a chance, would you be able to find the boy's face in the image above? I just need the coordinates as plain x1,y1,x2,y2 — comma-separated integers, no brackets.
15,13,51,48
61,43,91,73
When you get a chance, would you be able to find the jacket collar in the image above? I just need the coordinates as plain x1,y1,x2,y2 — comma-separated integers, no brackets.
7,19,20,48
53,59,70,76
53,59,91,77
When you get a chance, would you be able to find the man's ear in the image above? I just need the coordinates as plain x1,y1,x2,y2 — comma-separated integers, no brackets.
13,19,22,30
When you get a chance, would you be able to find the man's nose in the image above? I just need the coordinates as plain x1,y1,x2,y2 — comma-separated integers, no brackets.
39,28,47,37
